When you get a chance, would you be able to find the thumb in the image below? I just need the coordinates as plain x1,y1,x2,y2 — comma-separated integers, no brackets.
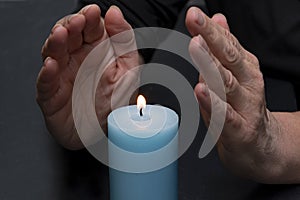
103,6,140,110
104,6,139,67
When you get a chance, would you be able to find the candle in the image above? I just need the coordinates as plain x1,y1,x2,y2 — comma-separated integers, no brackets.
108,95,178,200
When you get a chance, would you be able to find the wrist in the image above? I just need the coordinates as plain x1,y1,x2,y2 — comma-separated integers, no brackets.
249,110,286,183
218,110,287,183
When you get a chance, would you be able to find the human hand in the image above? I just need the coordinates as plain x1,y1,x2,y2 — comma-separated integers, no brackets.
186,7,285,183
36,5,141,150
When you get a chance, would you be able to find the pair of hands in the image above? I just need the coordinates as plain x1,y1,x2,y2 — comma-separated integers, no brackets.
36,5,286,183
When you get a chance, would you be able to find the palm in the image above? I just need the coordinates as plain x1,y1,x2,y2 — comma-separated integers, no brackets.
37,5,140,149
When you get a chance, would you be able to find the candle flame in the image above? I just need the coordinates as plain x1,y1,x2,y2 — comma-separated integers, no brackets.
137,95,146,110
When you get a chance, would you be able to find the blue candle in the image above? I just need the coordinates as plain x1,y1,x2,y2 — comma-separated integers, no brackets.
108,95,178,200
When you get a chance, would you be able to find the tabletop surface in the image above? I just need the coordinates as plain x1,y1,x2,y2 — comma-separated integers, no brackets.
1,1,300,199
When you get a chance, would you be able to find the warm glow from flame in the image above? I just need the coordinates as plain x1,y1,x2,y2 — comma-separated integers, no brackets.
137,95,146,110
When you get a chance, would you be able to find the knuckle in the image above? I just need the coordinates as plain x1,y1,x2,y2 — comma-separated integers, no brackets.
251,55,260,66
225,105,234,124
246,51,260,67
230,35,242,51
252,71,264,87
206,27,219,43
224,71,237,95
225,30,243,52
223,29,231,39
223,32,246,65
225,105,241,129
224,44,240,64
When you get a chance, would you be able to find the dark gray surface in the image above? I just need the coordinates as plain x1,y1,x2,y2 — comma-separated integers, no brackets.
1,1,300,200
0,1,78,199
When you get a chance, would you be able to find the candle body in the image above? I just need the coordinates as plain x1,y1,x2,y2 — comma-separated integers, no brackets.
108,105,178,200
109,163,177,200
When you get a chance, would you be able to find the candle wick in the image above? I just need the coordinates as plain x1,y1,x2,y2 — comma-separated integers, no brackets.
139,108,143,117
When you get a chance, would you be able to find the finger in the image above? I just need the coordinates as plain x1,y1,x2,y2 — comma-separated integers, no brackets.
59,14,85,53
41,25,69,65
42,4,105,69
190,35,247,110
194,83,245,140
104,6,139,69
36,57,60,102
79,4,105,44
197,75,210,127
36,57,72,116
186,7,252,83
212,13,229,30
38,79,72,117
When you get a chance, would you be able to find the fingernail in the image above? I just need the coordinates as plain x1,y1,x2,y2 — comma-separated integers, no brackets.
44,57,52,65
197,11,205,26
110,5,124,17
67,14,77,24
82,5,93,14
51,24,62,34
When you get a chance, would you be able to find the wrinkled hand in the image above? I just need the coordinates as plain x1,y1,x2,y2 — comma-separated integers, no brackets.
36,5,141,150
186,7,284,183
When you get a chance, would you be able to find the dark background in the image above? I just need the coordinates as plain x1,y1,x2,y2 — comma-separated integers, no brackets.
0,1,81,199
1,0,300,199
